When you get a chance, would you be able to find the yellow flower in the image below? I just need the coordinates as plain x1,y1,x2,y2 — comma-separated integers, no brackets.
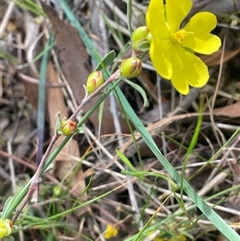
104,224,118,239
146,0,221,95
0,219,12,238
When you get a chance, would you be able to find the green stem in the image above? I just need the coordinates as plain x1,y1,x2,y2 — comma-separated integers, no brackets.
5,79,121,219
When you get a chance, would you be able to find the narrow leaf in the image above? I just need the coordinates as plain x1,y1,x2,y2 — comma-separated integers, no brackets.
94,50,116,71
1,196,14,219
124,78,149,107
116,149,136,172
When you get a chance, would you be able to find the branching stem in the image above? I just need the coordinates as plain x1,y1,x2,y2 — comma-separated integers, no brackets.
11,69,121,223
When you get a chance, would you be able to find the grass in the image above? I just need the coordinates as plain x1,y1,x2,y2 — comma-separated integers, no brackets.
0,0,240,241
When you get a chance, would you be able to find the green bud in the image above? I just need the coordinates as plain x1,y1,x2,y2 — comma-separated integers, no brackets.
53,186,62,197
86,71,104,94
120,57,142,78
0,219,12,238
58,118,77,136
146,32,153,44
132,26,150,51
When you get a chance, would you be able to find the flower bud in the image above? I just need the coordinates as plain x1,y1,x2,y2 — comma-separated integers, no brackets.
0,219,13,238
86,71,104,94
120,57,142,78
53,186,62,197
146,32,153,44
58,118,77,136
132,26,150,51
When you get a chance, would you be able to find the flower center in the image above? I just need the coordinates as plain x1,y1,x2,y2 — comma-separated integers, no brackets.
174,29,188,44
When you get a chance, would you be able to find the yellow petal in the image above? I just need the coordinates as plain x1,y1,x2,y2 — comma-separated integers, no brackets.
166,0,192,32
104,224,118,239
183,33,221,54
146,0,169,38
171,45,209,95
0,219,12,238
149,39,173,79
184,12,218,34
183,12,221,54
171,52,189,95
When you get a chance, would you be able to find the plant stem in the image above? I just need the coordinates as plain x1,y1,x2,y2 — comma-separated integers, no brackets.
12,133,59,222
69,69,120,120
9,69,121,222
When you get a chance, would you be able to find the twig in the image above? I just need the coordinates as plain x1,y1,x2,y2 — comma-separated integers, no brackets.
0,1,15,37
11,68,121,223
69,69,120,120
12,133,59,222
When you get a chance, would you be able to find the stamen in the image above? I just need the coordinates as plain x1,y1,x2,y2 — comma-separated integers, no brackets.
174,29,188,44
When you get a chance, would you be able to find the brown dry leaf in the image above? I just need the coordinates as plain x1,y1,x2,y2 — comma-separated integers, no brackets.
47,62,87,240
42,3,127,135
202,48,240,67
213,101,240,117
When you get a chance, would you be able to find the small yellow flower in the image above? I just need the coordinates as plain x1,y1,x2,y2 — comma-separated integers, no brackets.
0,219,12,238
104,224,118,239
146,0,221,95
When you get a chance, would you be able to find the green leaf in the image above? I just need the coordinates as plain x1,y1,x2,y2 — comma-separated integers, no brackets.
0,49,20,64
116,86,240,241
1,196,14,219
98,100,105,136
14,0,45,15
55,112,62,132
3,235,15,241
136,40,150,52
76,127,85,134
123,78,149,107
43,163,54,173
116,149,136,172
94,50,116,71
